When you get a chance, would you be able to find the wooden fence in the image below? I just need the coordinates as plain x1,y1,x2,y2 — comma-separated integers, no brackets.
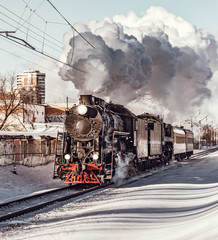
0,136,57,167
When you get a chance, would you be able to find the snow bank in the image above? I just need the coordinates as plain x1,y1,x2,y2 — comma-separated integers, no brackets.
1,152,218,239
0,162,65,203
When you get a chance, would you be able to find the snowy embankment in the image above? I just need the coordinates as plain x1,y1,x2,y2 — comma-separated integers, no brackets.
1,152,218,240
0,162,66,203
0,155,55,167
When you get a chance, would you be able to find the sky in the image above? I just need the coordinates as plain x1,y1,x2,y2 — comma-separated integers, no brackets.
56,0,218,32
0,0,218,127
39,0,218,32
1,0,218,75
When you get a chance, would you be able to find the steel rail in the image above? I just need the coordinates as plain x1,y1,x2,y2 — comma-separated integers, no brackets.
0,183,112,222
190,147,218,159
1,148,217,222
0,186,71,209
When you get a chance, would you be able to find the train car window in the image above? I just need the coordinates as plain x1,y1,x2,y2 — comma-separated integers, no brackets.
188,138,194,144
135,120,138,131
164,125,172,137
176,136,185,144
148,123,154,130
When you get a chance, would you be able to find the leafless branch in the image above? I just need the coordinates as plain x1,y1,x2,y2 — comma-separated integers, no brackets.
0,73,35,130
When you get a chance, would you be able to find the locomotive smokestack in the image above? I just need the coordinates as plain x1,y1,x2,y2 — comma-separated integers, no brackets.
79,95,92,105
79,95,105,107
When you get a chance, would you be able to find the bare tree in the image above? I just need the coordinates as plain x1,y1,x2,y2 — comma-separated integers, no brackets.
0,73,34,131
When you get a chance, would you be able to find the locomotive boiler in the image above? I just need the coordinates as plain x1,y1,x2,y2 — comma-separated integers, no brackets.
53,95,137,184
53,95,194,184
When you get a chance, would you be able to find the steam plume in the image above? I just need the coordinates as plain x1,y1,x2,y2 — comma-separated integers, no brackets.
59,6,218,124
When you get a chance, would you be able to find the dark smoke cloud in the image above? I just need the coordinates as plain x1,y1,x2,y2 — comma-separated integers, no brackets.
59,6,218,124
59,30,152,104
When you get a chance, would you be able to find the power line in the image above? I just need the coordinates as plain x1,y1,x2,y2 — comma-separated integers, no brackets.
0,46,58,74
0,31,64,67
0,10,63,51
0,17,61,55
22,0,48,25
0,33,86,73
0,4,63,46
0,1,88,73
16,0,29,31
47,0,95,49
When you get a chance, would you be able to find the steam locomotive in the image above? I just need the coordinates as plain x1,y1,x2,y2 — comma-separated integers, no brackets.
53,95,194,184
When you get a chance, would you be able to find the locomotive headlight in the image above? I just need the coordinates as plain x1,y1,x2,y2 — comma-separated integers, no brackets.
93,153,99,160
77,105,88,115
64,154,71,160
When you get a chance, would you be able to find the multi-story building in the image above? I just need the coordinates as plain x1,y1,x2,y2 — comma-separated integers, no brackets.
16,69,45,104
201,125,218,146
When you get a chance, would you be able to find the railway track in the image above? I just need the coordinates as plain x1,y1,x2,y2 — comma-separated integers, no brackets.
190,147,218,159
0,183,112,223
1,147,217,223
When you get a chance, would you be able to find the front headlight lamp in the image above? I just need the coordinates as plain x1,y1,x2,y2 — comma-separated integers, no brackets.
77,105,88,115
64,154,71,160
93,153,99,160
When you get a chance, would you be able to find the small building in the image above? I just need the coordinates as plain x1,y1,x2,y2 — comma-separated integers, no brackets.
201,125,218,146
45,104,66,123
0,69,46,131
0,69,75,132
0,103,45,131
0,131,57,166
45,103,75,123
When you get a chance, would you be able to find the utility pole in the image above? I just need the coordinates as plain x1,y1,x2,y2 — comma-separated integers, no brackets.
208,121,213,146
198,115,208,149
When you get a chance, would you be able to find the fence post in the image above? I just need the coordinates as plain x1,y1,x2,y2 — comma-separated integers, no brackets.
19,139,22,163
3,149,5,166
41,153,43,165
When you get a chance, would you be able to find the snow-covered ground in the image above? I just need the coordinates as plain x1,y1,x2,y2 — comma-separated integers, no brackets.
0,162,66,203
1,152,218,240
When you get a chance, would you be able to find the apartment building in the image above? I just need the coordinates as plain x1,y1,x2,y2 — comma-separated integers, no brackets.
17,69,45,104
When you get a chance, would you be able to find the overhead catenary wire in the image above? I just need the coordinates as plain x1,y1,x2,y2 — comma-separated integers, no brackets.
25,6,32,42
0,1,89,73
16,0,51,53
0,16,61,54
0,2,76,68
15,0,29,31
0,4,64,46
68,28,75,65
0,30,62,67
0,46,58,74
47,0,95,49
42,21,47,52
0,33,86,73
0,10,63,51
0,26,66,67
23,0,49,25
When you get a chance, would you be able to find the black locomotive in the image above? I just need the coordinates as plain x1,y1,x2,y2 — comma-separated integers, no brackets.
53,95,194,184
